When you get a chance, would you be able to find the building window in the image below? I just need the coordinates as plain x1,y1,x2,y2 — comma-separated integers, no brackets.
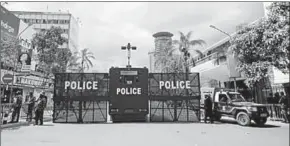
46,20,52,24
53,20,59,24
36,19,42,24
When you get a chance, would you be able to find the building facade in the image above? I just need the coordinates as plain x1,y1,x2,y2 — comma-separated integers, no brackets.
149,32,174,73
190,21,289,103
11,11,79,53
1,6,54,108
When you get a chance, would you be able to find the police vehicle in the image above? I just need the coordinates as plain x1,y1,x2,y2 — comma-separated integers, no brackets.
200,88,269,126
109,67,149,122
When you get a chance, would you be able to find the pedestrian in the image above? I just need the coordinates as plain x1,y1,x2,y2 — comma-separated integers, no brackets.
204,94,214,124
10,91,22,123
26,92,36,122
279,92,289,123
34,92,47,125
267,93,273,104
274,92,280,104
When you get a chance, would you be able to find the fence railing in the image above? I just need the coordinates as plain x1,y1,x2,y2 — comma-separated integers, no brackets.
1,103,287,123
265,104,286,121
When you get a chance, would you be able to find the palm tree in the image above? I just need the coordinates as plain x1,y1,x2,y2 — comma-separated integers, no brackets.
173,31,206,75
76,48,95,123
66,51,81,73
154,42,176,73
79,48,95,73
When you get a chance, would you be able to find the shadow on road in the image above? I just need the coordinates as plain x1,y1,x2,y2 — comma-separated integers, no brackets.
217,118,281,128
38,124,54,126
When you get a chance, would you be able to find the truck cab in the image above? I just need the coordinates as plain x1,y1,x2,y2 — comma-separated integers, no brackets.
201,88,269,126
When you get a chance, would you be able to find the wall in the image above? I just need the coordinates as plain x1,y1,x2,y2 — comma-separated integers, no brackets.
69,15,79,52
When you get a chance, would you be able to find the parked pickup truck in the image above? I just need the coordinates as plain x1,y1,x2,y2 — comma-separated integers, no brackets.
200,88,269,126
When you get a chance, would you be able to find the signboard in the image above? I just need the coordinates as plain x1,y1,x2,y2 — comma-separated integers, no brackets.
0,5,20,38
2,73,14,84
54,73,109,100
21,65,31,72
148,73,200,98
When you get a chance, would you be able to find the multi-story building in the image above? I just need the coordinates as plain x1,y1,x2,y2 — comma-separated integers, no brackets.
1,6,54,107
149,32,174,73
190,22,289,103
11,11,79,53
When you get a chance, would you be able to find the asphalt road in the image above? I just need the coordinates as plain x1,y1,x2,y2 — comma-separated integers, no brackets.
1,119,289,146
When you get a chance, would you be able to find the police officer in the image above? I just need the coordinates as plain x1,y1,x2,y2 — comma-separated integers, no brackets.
10,91,23,123
27,92,35,122
34,92,47,125
204,94,213,124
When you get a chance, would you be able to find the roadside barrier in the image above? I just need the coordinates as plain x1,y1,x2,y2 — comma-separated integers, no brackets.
266,104,285,121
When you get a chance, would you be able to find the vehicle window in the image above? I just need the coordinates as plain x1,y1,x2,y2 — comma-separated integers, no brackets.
228,93,246,102
219,94,228,102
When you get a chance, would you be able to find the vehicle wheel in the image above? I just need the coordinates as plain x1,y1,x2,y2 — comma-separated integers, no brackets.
254,118,267,126
200,109,205,121
236,112,251,126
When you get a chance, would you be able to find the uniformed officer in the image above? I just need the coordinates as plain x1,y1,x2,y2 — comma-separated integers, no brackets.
34,92,47,125
27,92,36,122
204,94,214,124
10,91,23,123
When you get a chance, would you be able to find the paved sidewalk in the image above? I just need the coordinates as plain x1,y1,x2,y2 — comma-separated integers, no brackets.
1,110,53,129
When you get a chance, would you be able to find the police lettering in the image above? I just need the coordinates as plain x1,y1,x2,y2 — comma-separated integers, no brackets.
159,81,190,89
65,81,98,90
116,88,141,95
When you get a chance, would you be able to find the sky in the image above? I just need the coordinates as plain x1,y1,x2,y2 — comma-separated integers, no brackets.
5,2,266,72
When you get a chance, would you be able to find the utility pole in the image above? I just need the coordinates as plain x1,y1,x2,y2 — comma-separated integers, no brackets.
121,43,136,68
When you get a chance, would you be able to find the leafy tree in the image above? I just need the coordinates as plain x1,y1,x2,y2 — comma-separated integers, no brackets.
79,48,95,72
31,26,69,73
0,36,21,70
66,51,82,73
173,31,206,74
229,2,289,86
154,43,177,73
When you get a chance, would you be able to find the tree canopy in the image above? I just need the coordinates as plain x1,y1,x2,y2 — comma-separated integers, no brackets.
31,26,69,73
229,2,289,86
0,36,21,69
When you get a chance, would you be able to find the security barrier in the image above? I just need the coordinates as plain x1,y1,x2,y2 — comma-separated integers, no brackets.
266,104,285,121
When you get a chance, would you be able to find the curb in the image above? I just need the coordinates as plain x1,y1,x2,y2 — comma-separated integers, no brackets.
1,118,52,129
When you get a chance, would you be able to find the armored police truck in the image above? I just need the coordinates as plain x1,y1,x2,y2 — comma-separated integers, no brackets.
109,67,149,122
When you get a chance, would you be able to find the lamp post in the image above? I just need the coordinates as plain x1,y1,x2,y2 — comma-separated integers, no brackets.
209,25,237,92
121,43,137,68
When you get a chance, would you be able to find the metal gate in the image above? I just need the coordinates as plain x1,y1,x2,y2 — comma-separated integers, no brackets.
149,73,201,122
53,73,109,123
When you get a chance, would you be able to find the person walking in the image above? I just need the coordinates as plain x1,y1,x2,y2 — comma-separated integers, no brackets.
279,92,289,123
10,91,23,123
26,92,35,122
34,92,47,125
204,94,214,124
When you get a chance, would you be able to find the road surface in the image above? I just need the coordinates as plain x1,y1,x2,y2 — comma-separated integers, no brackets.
2,119,289,146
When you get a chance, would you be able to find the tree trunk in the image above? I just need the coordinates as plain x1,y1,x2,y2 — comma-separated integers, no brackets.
78,59,84,123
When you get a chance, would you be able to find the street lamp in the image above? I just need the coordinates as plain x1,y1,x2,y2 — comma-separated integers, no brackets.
121,43,137,68
209,25,238,92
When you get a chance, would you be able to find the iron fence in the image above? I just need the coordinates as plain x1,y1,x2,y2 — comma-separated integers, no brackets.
53,100,107,123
